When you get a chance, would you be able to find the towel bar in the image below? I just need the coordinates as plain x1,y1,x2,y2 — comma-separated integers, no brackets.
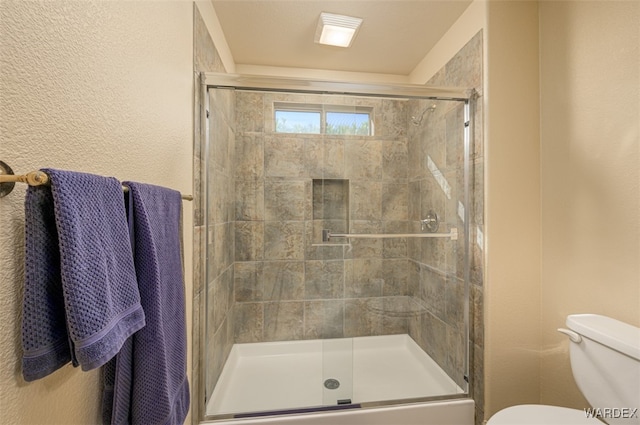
0,162,193,201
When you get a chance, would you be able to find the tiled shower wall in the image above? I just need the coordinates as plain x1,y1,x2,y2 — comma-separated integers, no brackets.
232,93,414,343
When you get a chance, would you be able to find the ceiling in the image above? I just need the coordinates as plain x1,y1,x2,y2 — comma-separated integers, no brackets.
210,1,473,76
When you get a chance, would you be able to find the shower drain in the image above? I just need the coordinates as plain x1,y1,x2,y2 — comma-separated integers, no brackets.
324,378,340,390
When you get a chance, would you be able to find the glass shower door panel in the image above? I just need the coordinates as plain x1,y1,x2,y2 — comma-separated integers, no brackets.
322,338,353,406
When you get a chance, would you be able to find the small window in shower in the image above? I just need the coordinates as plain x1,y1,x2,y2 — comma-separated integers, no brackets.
326,108,371,135
275,104,322,134
274,103,373,135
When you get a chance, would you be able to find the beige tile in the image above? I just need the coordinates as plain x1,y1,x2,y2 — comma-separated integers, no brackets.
208,170,230,223
381,296,410,334
262,261,305,301
408,181,421,221
212,268,232,333
445,327,466,388
235,134,264,181
382,140,408,181
407,259,420,298
445,103,465,171
235,180,264,221
234,302,264,343
235,221,264,261
382,259,408,296
264,136,306,178
350,181,381,220
264,181,307,221
205,325,216,395
382,183,408,221
445,277,465,329
210,110,232,174
306,138,345,179
445,31,483,90
304,300,344,339
345,259,383,298
234,261,263,302
472,284,484,347
236,92,264,133
264,302,304,341
344,298,383,337
194,6,224,73
304,260,344,299
421,313,447,369
378,99,407,139
264,221,305,260
345,140,382,180
407,132,421,181
212,223,233,279
472,342,484,415
420,264,446,321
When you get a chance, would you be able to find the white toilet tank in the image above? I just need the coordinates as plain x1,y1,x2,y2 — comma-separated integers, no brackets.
566,314,640,424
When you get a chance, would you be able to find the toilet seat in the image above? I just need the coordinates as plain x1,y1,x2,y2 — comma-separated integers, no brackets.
487,404,604,425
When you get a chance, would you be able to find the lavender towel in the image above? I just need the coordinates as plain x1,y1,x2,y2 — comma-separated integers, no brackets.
21,169,145,381
104,182,189,425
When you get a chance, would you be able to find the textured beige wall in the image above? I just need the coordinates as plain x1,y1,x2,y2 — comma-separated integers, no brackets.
0,1,193,423
539,1,640,408
484,1,541,418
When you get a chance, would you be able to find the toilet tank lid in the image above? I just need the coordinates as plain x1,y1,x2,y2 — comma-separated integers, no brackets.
567,314,640,361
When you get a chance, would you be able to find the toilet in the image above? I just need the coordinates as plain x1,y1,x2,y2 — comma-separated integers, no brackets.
488,314,640,425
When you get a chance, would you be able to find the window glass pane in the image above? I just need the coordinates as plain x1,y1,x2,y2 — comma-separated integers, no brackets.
275,110,321,134
326,112,371,135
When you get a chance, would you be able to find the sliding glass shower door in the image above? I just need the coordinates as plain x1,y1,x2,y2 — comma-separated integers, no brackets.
202,80,473,419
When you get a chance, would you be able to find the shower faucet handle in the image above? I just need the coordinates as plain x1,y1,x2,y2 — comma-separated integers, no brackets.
421,211,439,232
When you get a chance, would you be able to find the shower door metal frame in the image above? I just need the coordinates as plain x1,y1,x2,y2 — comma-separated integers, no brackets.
202,72,473,102
199,72,475,421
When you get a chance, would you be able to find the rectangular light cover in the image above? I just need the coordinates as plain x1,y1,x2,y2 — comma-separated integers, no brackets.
314,12,363,48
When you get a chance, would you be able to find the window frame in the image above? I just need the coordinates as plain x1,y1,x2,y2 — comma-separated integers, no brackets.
274,102,373,136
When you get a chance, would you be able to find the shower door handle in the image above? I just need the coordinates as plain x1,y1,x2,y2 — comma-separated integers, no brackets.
322,228,458,242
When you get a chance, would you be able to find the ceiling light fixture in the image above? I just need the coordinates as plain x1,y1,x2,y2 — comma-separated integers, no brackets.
314,12,363,48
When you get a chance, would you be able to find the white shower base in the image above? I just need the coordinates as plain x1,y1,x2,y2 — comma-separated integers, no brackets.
206,334,466,419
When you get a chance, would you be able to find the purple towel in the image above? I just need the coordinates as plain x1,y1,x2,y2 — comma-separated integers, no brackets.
21,186,70,380
105,182,189,425
21,169,145,381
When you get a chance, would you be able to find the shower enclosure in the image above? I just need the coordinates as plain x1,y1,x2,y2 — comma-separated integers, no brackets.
198,74,475,423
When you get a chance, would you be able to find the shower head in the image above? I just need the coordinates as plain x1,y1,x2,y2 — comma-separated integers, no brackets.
410,103,437,126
